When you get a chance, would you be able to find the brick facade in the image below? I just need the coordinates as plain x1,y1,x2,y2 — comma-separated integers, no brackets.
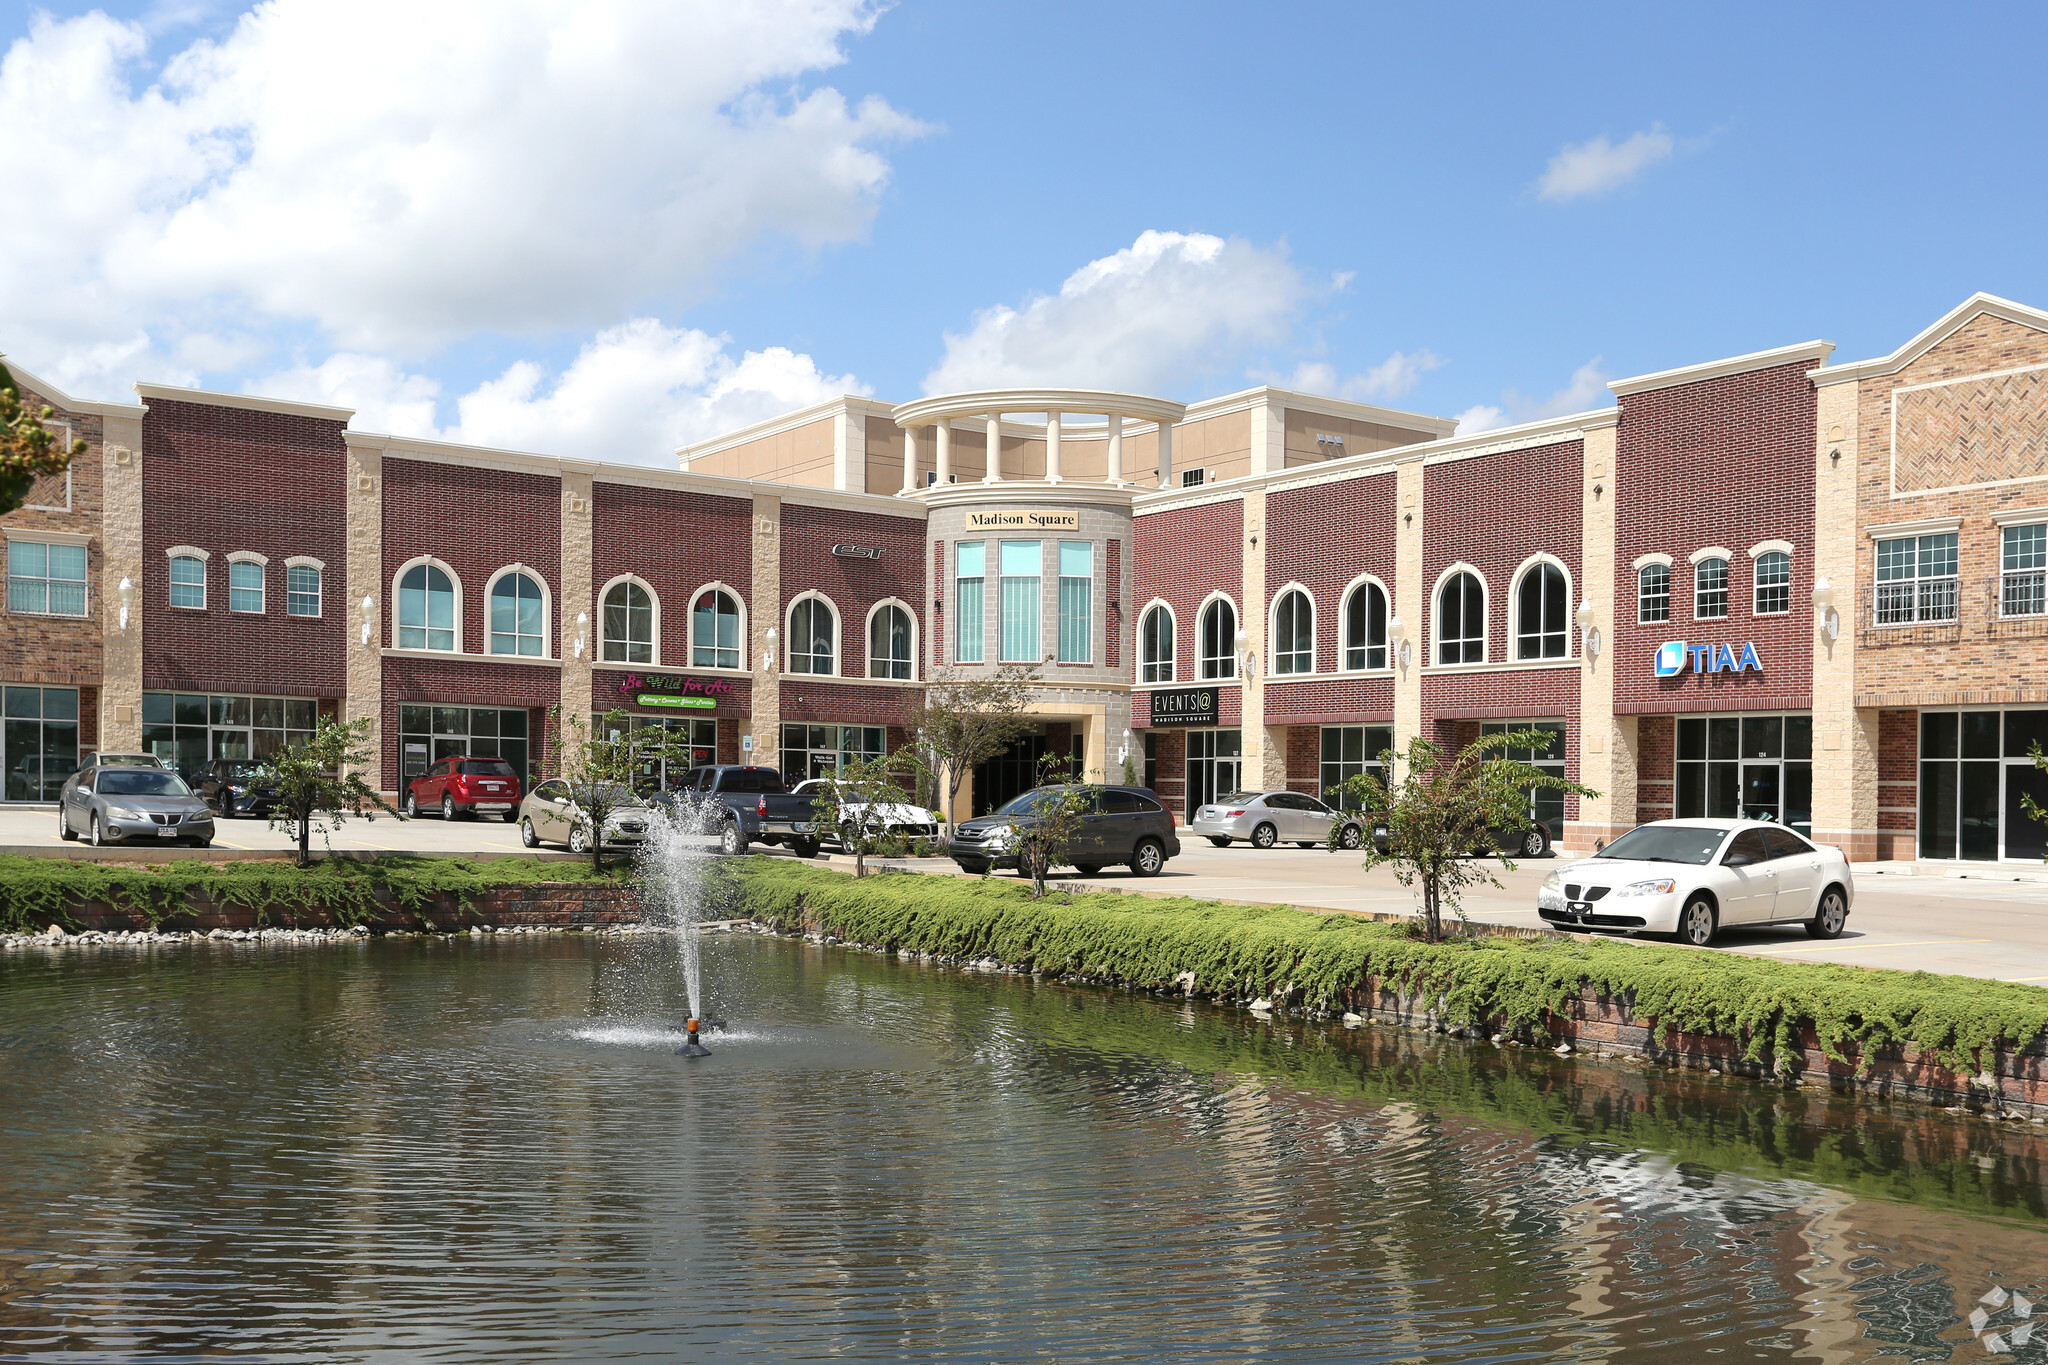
778,502,926,681
1,377,106,693
382,457,561,665
1133,498,1242,681
591,481,752,670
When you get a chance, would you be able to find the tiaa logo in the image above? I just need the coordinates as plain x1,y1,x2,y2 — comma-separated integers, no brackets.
1654,641,1688,679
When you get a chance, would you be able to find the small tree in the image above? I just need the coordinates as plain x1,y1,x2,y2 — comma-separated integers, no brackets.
544,706,684,873
804,748,929,877
1011,753,1094,899
261,718,396,868
1327,730,1595,942
911,661,1041,828
0,361,86,518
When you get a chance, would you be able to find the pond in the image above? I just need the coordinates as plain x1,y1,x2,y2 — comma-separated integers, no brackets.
2,930,2045,1362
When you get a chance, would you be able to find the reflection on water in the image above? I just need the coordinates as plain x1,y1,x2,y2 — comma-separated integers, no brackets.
1,932,2045,1362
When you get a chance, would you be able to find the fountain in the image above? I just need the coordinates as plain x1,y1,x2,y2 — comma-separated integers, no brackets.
633,795,725,1057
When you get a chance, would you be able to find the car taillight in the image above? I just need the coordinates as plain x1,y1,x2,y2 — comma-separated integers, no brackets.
1224,809,1246,817
756,796,767,817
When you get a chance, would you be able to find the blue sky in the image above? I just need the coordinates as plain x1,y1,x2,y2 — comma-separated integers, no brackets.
4,1,2044,462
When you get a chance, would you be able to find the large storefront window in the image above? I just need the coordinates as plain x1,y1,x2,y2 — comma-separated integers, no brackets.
1185,728,1241,820
1482,721,1567,839
143,692,318,779
4,686,78,801
1320,725,1392,809
780,724,885,783
398,705,530,785
622,715,715,793
1674,713,1811,835
1919,709,2048,862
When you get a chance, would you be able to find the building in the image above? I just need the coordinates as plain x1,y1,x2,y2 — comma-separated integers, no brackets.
7,291,2048,863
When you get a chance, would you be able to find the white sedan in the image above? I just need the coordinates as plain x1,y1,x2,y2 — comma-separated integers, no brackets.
1538,819,1853,947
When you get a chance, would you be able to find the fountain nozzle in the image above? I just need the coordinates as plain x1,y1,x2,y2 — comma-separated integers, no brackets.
676,1017,713,1058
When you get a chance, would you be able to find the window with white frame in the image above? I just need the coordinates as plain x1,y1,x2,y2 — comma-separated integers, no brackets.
955,542,985,664
1515,562,1567,659
1637,563,1670,624
869,604,913,679
999,540,1041,662
1875,532,1959,624
397,563,455,650
603,581,655,663
1056,540,1091,664
229,560,264,613
1437,572,1483,664
1140,604,1174,683
2002,524,2046,618
692,588,741,669
788,597,835,674
1272,589,1312,674
286,564,321,617
1198,598,1236,679
169,555,206,610
489,571,545,655
8,541,86,616
1343,581,1387,670
1754,551,1791,615
1694,557,1729,619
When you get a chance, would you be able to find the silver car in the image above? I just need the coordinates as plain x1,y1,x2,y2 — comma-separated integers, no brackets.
60,766,216,847
1189,790,1364,850
516,779,650,854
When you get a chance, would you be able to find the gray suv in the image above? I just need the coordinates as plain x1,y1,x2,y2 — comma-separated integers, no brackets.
949,785,1181,878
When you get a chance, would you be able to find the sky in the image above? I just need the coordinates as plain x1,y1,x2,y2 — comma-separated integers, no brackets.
4,0,2046,466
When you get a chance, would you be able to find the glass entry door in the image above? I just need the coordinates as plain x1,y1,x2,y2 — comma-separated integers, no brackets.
1185,728,1242,821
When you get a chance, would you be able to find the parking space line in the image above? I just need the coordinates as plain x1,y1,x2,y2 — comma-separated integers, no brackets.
1747,937,1989,955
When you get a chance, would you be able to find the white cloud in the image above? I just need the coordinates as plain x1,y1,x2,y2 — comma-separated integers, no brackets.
254,319,863,465
1454,358,1611,435
922,231,1312,395
1281,349,1445,403
0,1,922,393
1535,125,1674,202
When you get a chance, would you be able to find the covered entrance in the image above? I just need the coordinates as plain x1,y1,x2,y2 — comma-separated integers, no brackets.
1184,728,1241,822
974,733,1045,816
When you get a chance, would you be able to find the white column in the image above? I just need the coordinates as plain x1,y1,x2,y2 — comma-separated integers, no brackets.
935,421,952,484
1044,410,1062,483
984,413,1003,483
1157,419,1174,488
1106,413,1123,485
902,425,920,494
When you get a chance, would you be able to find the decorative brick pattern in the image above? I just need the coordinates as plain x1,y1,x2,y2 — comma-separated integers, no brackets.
1894,364,2048,493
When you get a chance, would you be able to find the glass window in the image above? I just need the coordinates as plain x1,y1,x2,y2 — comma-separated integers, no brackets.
1140,605,1174,683
229,559,264,613
1272,589,1312,674
603,581,655,664
1637,563,1670,624
397,705,530,784
1,685,78,801
397,564,455,650
1515,562,1567,659
489,571,545,656
1694,557,1728,619
1344,582,1387,670
1482,721,1567,838
2002,524,2047,618
1199,598,1236,679
1754,551,1791,616
1723,829,1771,865
1181,469,1205,488
285,565,321,617
1320,725,1392,810
1437,572,1483,664
869,604,913,680
169,555,206,610
1674,712,1812,834
691,588,740,669
1056,540,1091,664
1875,533,1959,624
8,541,87,617
780,723,884,784
999,540,1041,663
788,597,835,674
954,542,985,664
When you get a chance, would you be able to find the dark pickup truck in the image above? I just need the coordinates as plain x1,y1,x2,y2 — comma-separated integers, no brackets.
659,765,820,857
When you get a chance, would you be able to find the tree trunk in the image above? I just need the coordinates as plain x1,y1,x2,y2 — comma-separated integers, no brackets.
1421,873,1442,942
297,810,312,868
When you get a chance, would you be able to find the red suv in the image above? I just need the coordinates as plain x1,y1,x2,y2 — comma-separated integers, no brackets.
406,756,523,822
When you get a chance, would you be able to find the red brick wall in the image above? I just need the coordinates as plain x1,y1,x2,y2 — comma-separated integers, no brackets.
1636,715,1675,822
1285,724,1319,792
1423,439,1583,669
382,458,561,661
1150,729,1185,815
778,504,925,679
1268,470,1397,673
591,483,751,668
1263,676,1395,724
780,679,921,727
1879,708,1918,835
141,399,348,695
1134,500,1242,680
1612,362,1816,715
1,379,105,692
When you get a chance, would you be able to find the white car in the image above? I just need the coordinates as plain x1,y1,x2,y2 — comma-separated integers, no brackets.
1538,819,1853,947
789,779,941,847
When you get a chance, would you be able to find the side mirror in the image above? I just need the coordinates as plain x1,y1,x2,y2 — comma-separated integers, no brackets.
1724,851,1755,868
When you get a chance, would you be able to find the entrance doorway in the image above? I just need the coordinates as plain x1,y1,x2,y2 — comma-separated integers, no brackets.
975,733,1045,815
1184,728,1242,821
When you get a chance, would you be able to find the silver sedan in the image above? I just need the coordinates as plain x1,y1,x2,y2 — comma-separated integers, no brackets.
60,766,216,847
1188,790,1364,850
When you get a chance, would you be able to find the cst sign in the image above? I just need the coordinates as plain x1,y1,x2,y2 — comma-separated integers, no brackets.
1654,640,1763,678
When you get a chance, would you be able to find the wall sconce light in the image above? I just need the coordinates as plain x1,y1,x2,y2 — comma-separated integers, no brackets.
573,611,588,659
764,625,779,673
1813,577,1840,641
1118,726,1131,765
360,595,376,648
1234,627,1257,679
1387,614,1412,669
116,577,133,633
1575,600,1601,660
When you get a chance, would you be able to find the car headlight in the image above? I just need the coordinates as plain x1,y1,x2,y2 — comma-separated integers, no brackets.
1618,878,1677,898
983,825,1016,850
1542,871,1563,891
107,806,145,821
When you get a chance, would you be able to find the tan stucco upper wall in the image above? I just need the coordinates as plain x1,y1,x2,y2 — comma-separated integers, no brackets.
687,416,836,487
1282,409,1436,468
865,416,905,493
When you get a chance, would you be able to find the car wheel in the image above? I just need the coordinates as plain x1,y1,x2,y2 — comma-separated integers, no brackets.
720,821,748,857
1073,863,1102,877
404,791,419,818
442,795,459,822
58,807,76,842
1250,822,1278,849
89,813,105,847
519,818,540,849
190,839,212,849
502,810,520,824
568,826,591,856
1295,841,1316,849
1676,896,1718,948
956,860,989,875
1206,836,1231,847
1806,887,1848,940
1130,839,1165,877
791,837,821,859
1338,824,1364,850
1521,827,1549,858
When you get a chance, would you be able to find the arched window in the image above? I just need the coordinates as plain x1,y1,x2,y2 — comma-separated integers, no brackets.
1754,551,1791,615
869,604,913,679
788,597,836,675
1344,581,1387,670
398,563,455,651
1695,557,1729,619
1637,563,1671,624
169,555,206,610
285,562,322,617
1515,562,1568,660
1199,598,1236,679
1139,604,1175,683
228,559,265,614
692,588,741,669
602,580,655,664
1437,572,1483,664
1272,589,1313,675
489,571,545,656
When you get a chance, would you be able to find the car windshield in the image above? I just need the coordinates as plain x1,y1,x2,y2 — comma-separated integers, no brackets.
993,788,1078,817
219,760,262,779
98,771,193,798
1595,825,1728,865
459,760,516,777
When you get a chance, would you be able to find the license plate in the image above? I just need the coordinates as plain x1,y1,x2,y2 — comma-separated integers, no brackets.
158,827,176,838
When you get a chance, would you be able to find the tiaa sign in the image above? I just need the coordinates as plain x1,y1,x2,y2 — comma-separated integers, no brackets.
1655,640,1763,678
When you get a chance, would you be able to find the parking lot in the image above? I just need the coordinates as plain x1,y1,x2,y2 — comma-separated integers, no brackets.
2,803,2045,983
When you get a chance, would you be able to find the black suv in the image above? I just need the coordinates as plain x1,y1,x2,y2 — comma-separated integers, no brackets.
190,758,280,817
949,785,1181,878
